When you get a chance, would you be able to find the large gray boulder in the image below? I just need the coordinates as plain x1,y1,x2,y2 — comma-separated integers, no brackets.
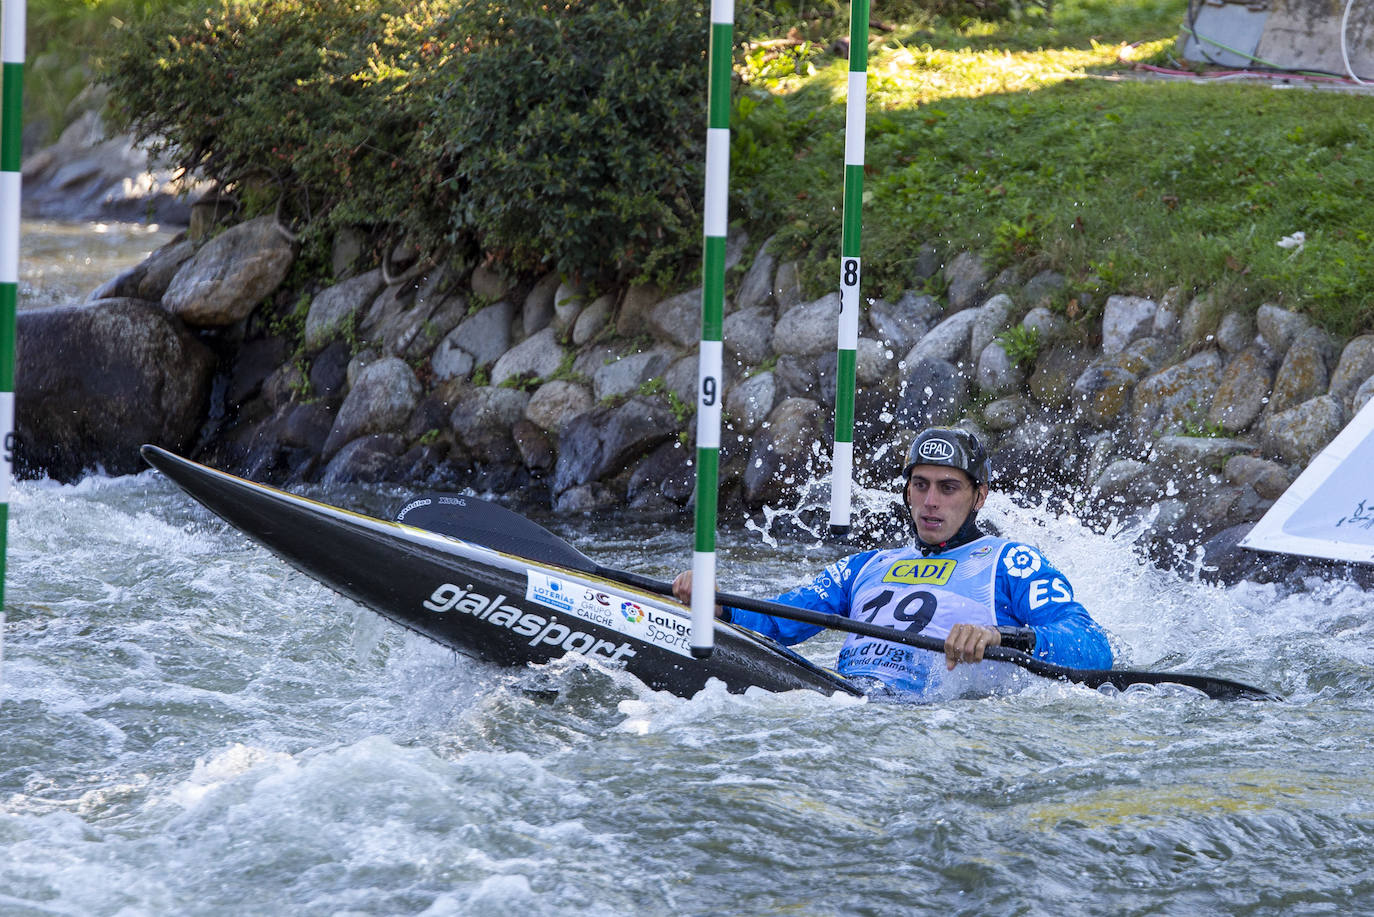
322,356,422,459
772,293,842,357
1207,345,1273,434
490,327,566,387
1267,326,1335,415
16,298,214,480
304,268,385,352
1101,295,1158,354
1328,335,1374,413
552,396,677,499
162,216,296,326
868,293,941,355
1261,395,1346,466
742,397,827,508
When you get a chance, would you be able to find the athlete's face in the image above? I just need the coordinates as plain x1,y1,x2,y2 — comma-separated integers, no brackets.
905,465,987,544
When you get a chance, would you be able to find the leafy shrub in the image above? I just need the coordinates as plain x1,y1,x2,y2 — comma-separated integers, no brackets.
419,0,709,286
101,0,711,287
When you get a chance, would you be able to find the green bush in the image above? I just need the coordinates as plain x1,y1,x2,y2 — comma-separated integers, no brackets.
101,0,711,287
419,0,708,286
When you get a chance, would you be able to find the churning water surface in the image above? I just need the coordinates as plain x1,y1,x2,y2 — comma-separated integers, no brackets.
3,222,1372,916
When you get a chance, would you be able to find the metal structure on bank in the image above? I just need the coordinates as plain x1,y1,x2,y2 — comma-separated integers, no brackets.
690,0,733,658
0,0,23,674
828,0,869,537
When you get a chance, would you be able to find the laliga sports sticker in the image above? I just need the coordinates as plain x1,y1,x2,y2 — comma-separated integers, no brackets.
1003,546,1043,579
525,569,694,658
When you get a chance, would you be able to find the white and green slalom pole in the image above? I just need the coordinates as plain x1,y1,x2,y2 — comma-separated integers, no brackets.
691,0,733,658
828,0,869,538
0,0,24,675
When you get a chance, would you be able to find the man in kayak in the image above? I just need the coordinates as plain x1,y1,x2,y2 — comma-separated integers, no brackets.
672,426,1114,696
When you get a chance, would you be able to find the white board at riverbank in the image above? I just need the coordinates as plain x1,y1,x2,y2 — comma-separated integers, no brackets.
1241,398,1374,565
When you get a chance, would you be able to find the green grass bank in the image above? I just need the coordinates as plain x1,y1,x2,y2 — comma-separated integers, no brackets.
19,0,1374,338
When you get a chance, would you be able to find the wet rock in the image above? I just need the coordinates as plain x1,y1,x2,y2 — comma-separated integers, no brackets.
163,216,296,327
723,305,776,367
512,419,556,473
1131,350,1223,438
1089,459,1160,514
319,434,406,485
304,268,386,352
439,299,517,372
1148,434,1256,483
982,393,1029,433
628,440,695,505
902,308,978,366
362,267,468,361
1328,335,1374,413
1215,309,1256,355
855,337,894,386
1021,305,1065,343
742,397,827,508
572,293,614,346
725,371,776,434
989,414,1078,492
1256,303,1312,360
1073,362,1137,429
969,293,1019,363
227,336,292,408
647,287,701,349
868,292,941,355
1029,343,1092,410
1261,394,1345,466
322,356,422,459
1101,294,1157,355
308,341,352,403
593,347,676,402
1224,454,1293,500
895,358,969,428
773,261,805,310
773,293,842,357
450,386,530,465
1207,345,1273,434
552,396,677,497
615,283,664,338
1179,293,1222,349
976,341,1024,397
278,401,336,452
1268,326,1335,415
944,251,989,312
736,235,779,312
90,237,196,304
526,380,595,434
774,353,819,400
553,281,586,335
16,298,215,481
491,327,566,387
522,271,561,336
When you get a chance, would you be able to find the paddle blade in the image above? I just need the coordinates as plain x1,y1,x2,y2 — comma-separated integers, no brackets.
394,493,600,576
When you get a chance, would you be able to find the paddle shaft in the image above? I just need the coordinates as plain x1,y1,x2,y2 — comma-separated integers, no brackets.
390,491,1283,702
592,563,1282,701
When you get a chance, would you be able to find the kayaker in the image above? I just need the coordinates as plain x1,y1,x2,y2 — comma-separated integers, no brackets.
672,426,1114,696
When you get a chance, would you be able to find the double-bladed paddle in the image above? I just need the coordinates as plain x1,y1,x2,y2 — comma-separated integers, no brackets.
394,492,1283,702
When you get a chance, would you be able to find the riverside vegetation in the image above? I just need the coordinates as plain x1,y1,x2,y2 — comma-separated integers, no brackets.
12,0,1374,584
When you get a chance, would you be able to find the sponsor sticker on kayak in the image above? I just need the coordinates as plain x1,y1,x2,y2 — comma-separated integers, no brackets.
526,570,694,658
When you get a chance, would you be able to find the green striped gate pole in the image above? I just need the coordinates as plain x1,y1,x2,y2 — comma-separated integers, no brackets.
691,0,733,658
0,0,23,677
828,0,869,538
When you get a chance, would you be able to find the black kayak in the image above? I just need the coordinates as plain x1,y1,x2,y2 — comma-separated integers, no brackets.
142,445,861,699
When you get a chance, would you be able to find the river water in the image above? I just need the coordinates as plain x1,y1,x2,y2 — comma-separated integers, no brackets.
3,223,1373,916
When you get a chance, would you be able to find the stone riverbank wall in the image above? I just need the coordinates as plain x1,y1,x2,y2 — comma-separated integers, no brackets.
17,194,1374,585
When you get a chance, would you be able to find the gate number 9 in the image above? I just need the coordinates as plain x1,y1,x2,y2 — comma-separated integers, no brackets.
702,376,717,406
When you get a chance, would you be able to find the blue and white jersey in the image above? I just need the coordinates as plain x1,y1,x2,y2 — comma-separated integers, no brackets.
725,536,1113,698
